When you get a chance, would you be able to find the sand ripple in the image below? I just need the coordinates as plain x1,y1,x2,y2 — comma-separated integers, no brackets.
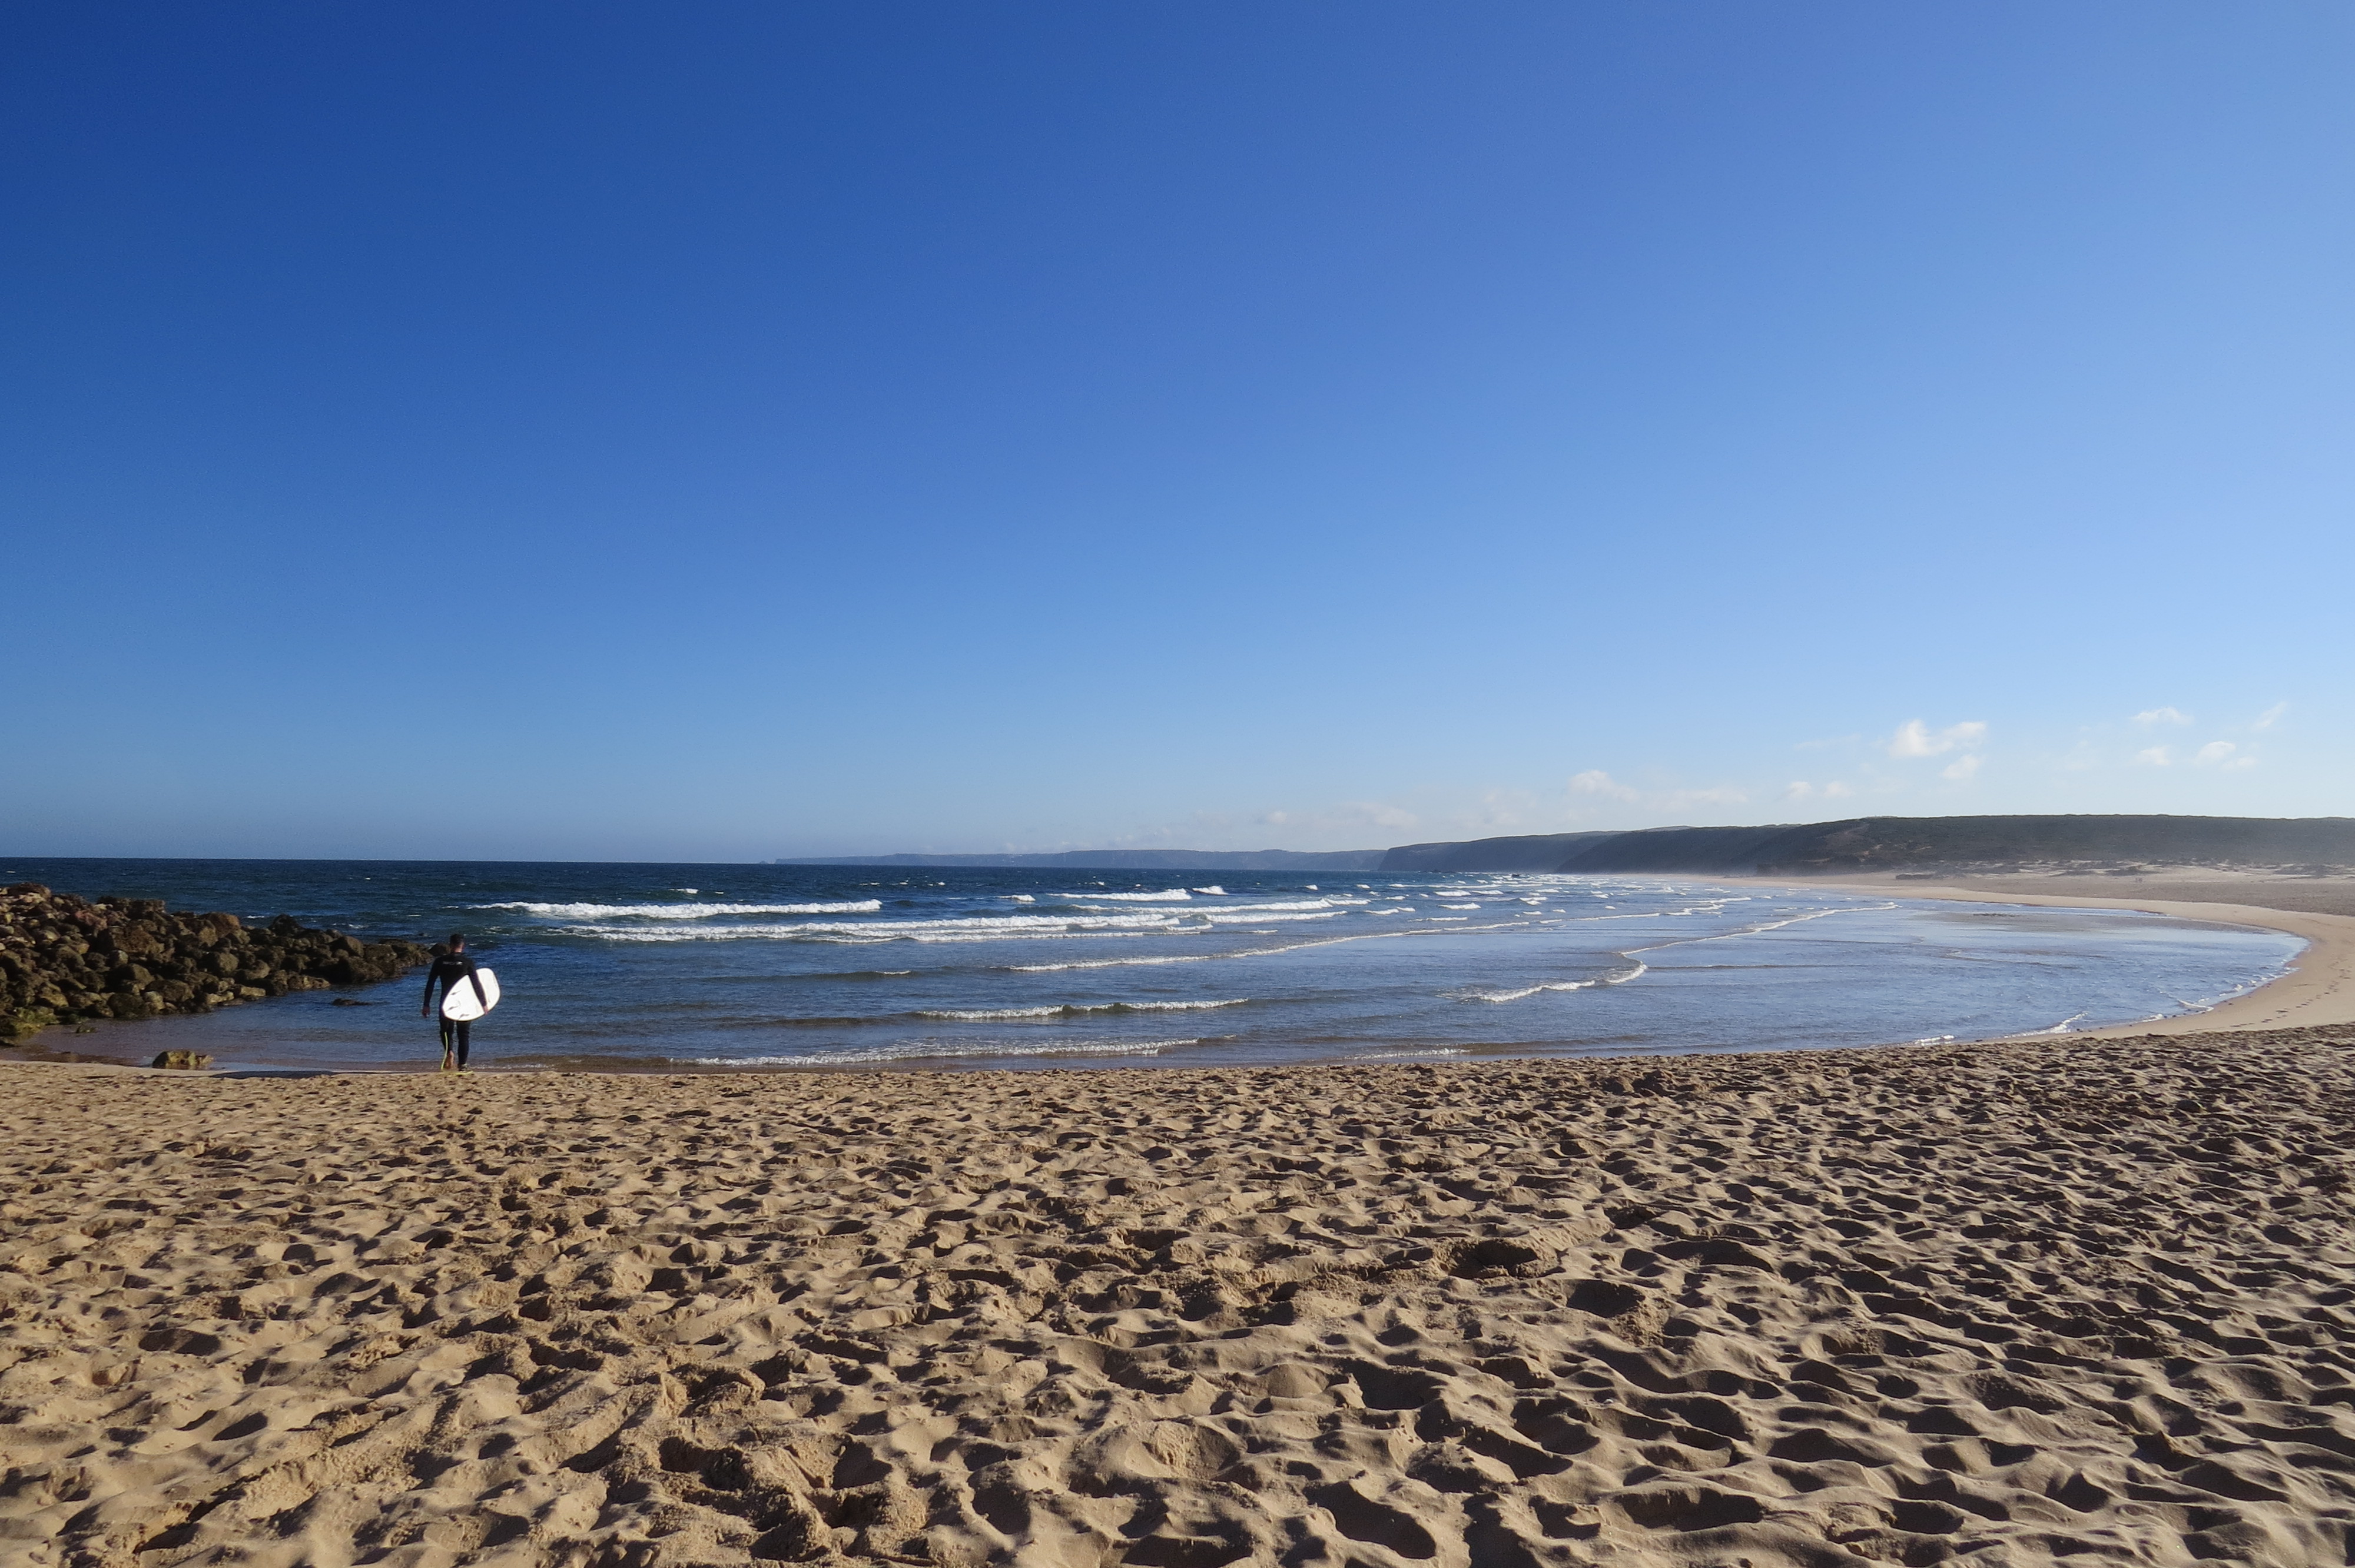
4,1031,2353,1566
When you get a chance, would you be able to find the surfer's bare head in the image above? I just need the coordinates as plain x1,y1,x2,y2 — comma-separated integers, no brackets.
448,932,466,950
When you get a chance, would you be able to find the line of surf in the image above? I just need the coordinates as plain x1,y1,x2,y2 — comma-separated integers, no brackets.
686,1038,1196,1068
1453,965,1647,1004
562,909,1354,943
1006,920,1528,972
915,998,1251,1021
482,899,884,919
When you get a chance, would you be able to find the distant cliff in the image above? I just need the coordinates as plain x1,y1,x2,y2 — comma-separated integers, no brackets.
783,815,2355,879
1377,832,1622,873
776,849,1387,871
1550,814,2355,875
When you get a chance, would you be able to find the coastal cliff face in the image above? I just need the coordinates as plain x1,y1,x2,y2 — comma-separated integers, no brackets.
1377,832,1622,873
1381,816,2355,878
1557,815,2355,876
0,883,429,1041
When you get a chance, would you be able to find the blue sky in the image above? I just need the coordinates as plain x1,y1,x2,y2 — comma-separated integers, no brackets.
4,3,2349,860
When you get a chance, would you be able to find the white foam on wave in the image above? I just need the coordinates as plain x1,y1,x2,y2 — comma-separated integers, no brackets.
1439,903,1481,911
1192,886,1226,895
566,911,1203,943
693,1038,1192,1068
1624,902,1889,956
907,930,1159,945
1200,911,1343,925
916,998,1250,1021
1004,894,1035,903
1005,951,1225,973
1005,919,1527,971
1567,898,1745,925
1060,889,1191,902
483,899,884,919
1455,964,1647,1004
2161,948,2298,1015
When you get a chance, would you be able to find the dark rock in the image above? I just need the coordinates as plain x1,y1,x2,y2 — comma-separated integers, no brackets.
0,884,430,1042
151,1049,214,1070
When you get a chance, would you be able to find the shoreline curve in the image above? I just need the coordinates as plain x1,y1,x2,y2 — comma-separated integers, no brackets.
1718,874,2355,1037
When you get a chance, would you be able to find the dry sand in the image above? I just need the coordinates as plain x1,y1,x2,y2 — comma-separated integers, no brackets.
1719,872,2355,1037
7,1029,2355,1567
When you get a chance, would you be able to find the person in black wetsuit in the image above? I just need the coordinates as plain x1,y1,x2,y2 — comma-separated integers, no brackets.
423,933,489,1072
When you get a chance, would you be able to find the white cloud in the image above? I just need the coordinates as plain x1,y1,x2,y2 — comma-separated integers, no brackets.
2133,706,2191,726
1467,789,1533,829
1785,780,1855,802
1888,719,1987,759
2252,701,2288,731
1942,755,1981,782
1260,802,1418,831
1567,770,1745,815
2193,740,2258,770
2135,746,2172,767
1568,769,1638,801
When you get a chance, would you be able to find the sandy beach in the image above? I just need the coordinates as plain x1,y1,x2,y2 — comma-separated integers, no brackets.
7,1024,2354,1567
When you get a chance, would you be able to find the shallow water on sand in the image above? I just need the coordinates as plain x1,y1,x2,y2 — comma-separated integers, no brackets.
5,858,2301,1072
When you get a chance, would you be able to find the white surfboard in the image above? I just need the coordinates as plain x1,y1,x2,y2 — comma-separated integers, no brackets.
440,968,500,1022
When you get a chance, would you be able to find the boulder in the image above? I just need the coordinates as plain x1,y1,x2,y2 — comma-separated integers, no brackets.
0,883,430,1042
150,1049,214,1071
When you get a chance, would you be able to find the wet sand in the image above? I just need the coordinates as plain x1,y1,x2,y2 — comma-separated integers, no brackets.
6,1026,2354,1567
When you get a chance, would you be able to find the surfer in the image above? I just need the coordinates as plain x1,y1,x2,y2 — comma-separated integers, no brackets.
423,933,490,1072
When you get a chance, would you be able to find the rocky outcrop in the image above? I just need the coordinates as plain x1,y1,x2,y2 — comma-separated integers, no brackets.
1,883,430,1041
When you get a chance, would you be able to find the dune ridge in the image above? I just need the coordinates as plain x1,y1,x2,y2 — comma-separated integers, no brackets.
5,1032,2354,1567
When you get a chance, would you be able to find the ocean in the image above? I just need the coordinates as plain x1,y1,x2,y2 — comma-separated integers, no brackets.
4,858,2301,1074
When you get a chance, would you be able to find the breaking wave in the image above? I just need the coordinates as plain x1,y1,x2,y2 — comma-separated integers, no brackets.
482,899,883,919
1455,964,1648,1003
914,998,1251,1021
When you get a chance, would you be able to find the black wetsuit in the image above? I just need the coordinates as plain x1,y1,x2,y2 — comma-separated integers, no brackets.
427,951,489,1067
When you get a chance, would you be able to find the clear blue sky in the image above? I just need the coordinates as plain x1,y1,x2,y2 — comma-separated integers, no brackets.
5,4,2349,860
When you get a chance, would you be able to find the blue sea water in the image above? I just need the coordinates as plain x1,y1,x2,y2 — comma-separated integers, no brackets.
2,858,2302,1074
